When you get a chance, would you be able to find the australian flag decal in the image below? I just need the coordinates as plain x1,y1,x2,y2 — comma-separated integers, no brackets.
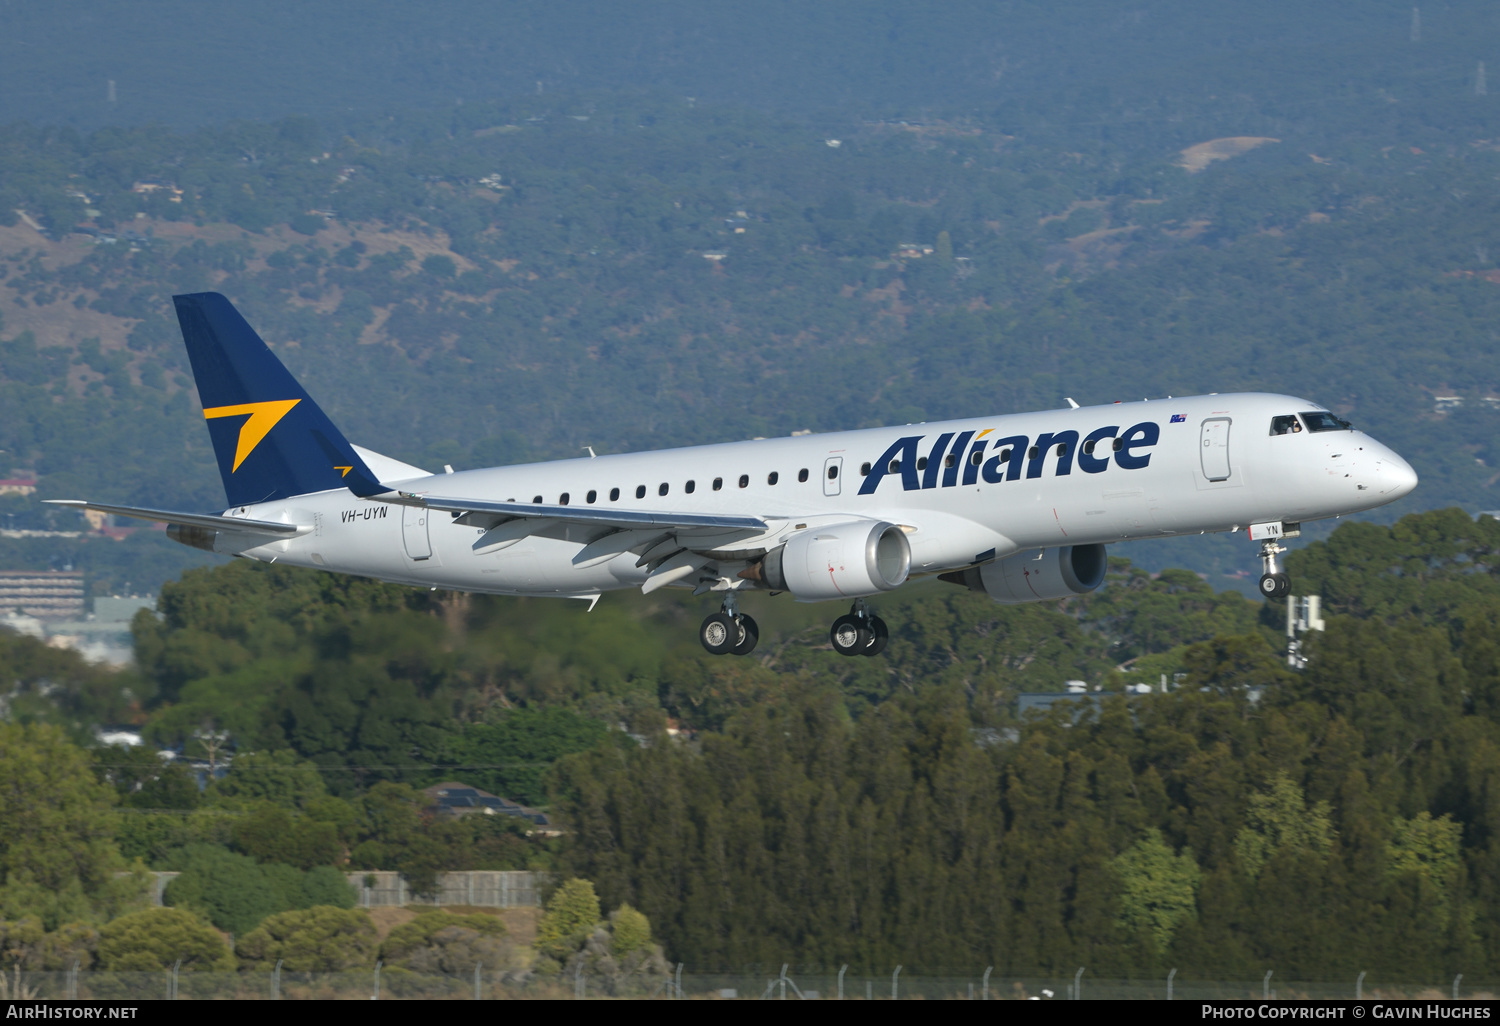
1170,413,1187,423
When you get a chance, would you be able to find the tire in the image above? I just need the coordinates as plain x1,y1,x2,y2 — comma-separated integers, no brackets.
1258,573,1280,598
700,612,737,655
1273,572,1292,598
731,614,760,656
830,615,870,656
862,616,889,657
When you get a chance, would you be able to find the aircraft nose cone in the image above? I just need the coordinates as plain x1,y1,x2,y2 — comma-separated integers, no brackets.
1377,452,1419,498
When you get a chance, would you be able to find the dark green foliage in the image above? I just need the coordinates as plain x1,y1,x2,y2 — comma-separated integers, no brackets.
162,844,286,937
97,745,199,810
297,866,357,910
548,509,1500,981
163,842,355,936
445,708,608,806
229,804,342,870
236,906,376,972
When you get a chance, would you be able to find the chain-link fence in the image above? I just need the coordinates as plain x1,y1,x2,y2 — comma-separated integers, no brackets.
1,966,1491,1000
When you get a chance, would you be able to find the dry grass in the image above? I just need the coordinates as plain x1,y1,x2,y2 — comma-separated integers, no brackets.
1177,136,1280,173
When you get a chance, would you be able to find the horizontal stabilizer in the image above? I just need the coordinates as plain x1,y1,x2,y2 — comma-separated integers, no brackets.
404,493,767,533
44,500,300,536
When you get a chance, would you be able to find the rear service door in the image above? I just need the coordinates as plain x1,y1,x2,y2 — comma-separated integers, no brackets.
1200,418,1232,482
402,505,433,560
823,457,843,497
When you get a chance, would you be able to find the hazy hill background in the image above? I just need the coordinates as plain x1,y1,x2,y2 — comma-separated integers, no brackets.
2,2,1500,593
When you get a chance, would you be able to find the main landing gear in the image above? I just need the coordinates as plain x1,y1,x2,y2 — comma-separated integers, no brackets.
829,599,889,658
698,596,891,658
1257,538,1292,599
699,593,760,656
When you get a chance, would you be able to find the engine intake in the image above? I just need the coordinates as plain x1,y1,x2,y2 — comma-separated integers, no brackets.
745,521,911,601
941,543,1107,604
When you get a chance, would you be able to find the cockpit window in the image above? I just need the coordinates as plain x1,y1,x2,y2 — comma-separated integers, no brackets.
1300,411,1353,432
1270,415,1303,436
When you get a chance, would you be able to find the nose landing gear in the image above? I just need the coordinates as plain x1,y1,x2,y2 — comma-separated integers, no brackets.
699,592,760,656
830,599,889,657
1257,538,1291,598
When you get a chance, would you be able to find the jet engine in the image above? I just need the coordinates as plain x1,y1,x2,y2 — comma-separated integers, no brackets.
745,520,911,601
941,543,1107,604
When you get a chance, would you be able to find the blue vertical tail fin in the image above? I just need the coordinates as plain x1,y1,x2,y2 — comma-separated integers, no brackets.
173,292,384,507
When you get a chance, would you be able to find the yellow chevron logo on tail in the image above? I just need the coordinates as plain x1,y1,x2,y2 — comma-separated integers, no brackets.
203,399,301,471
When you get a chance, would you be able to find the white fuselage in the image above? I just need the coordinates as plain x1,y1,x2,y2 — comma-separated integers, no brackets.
219,392,1417,600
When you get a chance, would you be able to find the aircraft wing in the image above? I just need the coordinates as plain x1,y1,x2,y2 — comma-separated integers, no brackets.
404,493,768,532
43,500,302,536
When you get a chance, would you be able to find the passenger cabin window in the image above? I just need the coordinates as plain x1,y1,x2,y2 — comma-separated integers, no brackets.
532,495,542,504
738,474,749,488
685,480,696,494
659,482,669,496
609,487,620,501
943,453,957,469
1027,446,1039,460
860,462,871,476
1270,415,1302,436
559,493,570,505
1301,411,1352,432
768,471,779,485
713,477,723,491
916,456,928,471
636,485,646,499
828,464,840,479
1083,440,1096,455
586,490,597,504
798,468,809,482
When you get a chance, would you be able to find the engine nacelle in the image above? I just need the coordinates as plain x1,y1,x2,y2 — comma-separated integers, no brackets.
942,544,1107,604
753,521,911,601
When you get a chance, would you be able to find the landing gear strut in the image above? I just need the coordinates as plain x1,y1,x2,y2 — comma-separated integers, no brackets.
1257,539,1291,599
830,599,889,658
699,592,759,656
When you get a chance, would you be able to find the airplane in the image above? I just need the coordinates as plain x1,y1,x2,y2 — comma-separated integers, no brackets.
50,293,1419,658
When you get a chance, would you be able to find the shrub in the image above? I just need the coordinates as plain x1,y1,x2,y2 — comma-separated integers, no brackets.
380,909,504,964
609,904,650,958
535,879,599,960
97,908,232,971
235,907,377,971
163,846,282,937
299,866,356,909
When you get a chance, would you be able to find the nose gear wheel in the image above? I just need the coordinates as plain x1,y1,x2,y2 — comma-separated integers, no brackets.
1256,539,1292,599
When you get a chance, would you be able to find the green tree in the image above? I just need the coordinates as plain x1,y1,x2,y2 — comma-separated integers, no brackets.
209,750,327,809
98,745,200,811
299,866,356,909
535,878,601,960
230,803,341,869
97,908,232,971
163,845,285,937
609,904,651,958
1233,774,1336,876
0,724,121,927
1387,812,1466,918
1113,829,1201,953
235,906,377,971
